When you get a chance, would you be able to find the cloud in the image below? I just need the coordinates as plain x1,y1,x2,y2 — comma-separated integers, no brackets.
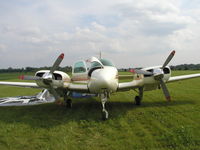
0,44,6,52
0,0,200,68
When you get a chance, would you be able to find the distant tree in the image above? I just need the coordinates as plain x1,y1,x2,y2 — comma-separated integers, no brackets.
171,64,200,70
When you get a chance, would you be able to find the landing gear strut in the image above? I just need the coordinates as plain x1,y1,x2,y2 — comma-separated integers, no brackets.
101,92,109,120
135,87,143,105
64,92,72,108
65,99,72,108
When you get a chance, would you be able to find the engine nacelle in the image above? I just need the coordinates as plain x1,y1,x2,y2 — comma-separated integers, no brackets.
35,70,71,88
142,66,171,91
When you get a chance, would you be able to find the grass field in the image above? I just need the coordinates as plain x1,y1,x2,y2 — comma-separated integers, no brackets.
0,71,200,150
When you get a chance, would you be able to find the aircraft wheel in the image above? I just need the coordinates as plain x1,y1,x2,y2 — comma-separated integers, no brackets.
135,96,141,105
102,110,109,121
65,99,72,108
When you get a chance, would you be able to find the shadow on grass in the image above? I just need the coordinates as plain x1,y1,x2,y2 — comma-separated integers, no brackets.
0,98,195,128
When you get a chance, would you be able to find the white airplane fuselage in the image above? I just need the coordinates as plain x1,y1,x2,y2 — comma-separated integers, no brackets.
88,66,118,93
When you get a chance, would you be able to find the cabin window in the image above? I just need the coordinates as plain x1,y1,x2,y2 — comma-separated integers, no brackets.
73,61,87,73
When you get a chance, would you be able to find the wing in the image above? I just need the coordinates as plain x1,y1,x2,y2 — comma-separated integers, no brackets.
0,81,39,88
168,73,200,83
117,80,142,91
118,75,133,80
0,81,89,92
68,83,89,92
69,80,141,92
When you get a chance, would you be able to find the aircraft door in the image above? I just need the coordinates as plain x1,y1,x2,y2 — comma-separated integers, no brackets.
72,61,88,82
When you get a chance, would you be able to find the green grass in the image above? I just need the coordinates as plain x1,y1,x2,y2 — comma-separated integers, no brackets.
0,71,200,150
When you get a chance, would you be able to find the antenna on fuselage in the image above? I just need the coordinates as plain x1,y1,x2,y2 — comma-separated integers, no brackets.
99,51,102,59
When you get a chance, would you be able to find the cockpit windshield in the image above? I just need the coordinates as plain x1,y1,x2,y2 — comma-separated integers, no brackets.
90,59,114,68
73,58,115,74
100,59,114,67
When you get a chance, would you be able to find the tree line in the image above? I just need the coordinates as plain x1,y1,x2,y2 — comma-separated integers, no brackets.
0,66,72,73
119,64,200,72
170,64,200,70
0,64,200,73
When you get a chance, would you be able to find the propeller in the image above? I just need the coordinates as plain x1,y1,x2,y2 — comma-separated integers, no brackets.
161,50,175,69
50,53,64,74
19,53,65,100
158,50,175,101
130,50,176,101
49,86,60,100
156,50,175,101
160,79,171,101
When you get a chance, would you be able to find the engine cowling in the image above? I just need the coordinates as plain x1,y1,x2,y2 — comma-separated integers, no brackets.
35,70,71,88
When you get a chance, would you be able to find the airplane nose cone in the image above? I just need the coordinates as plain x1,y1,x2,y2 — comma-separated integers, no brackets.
98,74,112,89
88,67,118,93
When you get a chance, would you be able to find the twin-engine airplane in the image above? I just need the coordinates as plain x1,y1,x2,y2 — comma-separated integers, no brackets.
0,50,200,120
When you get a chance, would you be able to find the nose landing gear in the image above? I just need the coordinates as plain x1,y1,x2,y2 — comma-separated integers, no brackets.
100,92,109,120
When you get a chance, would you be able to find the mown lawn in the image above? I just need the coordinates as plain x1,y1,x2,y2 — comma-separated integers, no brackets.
0,71,199,150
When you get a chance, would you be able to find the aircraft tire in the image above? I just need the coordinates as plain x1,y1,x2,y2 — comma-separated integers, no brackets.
135,96,141,105
66,99,72,108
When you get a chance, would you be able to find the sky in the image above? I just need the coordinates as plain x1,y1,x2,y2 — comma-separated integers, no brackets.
0,0,200,68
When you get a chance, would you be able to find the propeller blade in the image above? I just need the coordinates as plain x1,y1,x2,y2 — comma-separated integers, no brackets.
18,75,42,80
160,79,171,101
50,53,64,74
162,50,176,69
130,69,153,75
49,87,60,100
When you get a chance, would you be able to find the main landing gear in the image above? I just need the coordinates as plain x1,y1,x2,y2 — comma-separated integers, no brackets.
101,92,109,120
134,87,143,105
64,93,72,108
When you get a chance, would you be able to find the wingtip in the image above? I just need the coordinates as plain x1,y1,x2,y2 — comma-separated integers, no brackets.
18,75,24,80
129,69,135,74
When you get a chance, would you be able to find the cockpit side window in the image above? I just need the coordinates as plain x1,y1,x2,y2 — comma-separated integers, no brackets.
73,61,87,73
